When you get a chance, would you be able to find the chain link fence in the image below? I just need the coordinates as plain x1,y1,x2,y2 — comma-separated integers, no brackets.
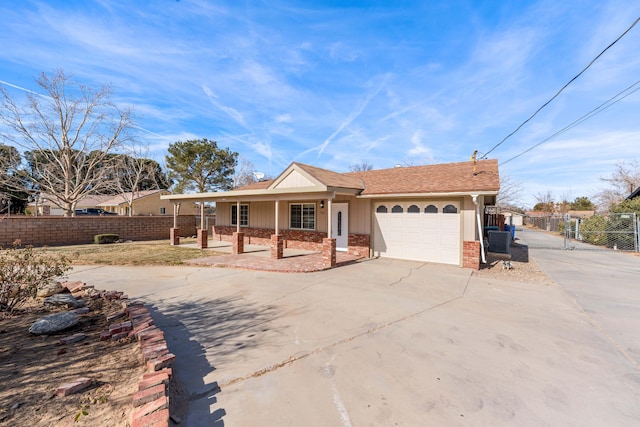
564,212,638,251
525,212,639,252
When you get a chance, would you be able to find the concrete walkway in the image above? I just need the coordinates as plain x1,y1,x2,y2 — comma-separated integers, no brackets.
517,227,640,367
69,249,640,426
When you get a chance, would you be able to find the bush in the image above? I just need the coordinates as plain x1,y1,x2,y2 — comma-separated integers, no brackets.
94,234,120,244
0,241,71,313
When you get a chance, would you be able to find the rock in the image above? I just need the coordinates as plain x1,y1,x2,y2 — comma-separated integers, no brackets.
29,311,79,335
36,281,64,298
44,293,82,308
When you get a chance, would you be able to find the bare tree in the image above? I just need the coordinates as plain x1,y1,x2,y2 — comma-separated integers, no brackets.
232,156,259,189
533,191,555,213
348,160,374,172
495,173,523,208
596,160,640,210
0,70,133,216
108,144,161,216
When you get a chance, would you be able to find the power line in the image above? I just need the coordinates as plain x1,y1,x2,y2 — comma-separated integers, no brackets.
482,16,640,159
501,79,640,165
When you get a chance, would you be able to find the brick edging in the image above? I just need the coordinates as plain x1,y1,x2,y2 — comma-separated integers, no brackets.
60,281,176,427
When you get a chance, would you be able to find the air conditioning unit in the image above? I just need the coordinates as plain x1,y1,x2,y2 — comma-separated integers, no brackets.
488,231,511,255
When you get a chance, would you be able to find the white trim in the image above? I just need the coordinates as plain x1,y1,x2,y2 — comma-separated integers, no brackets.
289,202,316,230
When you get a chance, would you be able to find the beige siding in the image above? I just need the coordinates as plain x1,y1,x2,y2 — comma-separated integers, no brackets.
217,202,231,225
274,170,315,189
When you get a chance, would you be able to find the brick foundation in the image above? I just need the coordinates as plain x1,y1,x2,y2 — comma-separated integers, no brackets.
212,225,370,257
197,229,208,249
463,240,481,270
170,228,180,246
348,233,370,257
233,232,244,254
322,238,337,268
271,234,284,259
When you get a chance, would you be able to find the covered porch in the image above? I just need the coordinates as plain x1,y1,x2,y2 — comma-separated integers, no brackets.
179,239,363,273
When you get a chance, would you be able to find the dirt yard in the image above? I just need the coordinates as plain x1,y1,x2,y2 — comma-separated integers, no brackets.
0,297,144,427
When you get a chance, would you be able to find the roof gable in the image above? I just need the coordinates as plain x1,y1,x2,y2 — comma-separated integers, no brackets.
269,162,364,191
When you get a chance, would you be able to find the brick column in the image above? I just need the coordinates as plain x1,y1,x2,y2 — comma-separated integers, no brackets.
322,238,336,268
233,232,244,254
170,228,180,246
463,241,481,270
197,229,208,249
271,234,284,259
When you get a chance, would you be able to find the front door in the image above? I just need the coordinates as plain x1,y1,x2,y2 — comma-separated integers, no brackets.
331,203,349,251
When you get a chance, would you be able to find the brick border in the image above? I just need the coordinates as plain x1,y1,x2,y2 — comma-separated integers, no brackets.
58,280,176,427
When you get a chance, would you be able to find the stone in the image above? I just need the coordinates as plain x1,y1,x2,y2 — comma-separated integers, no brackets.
36,281,64,298
44,293,82,308
29,311,79,335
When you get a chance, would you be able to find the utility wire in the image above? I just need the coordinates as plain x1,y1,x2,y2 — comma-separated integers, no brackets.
501,79,640,165
482,16,640,159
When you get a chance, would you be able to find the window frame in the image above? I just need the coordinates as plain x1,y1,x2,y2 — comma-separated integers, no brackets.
231,204,249,227
289,203,316,230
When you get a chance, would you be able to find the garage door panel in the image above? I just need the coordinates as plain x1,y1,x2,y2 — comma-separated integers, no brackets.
374,201,460,265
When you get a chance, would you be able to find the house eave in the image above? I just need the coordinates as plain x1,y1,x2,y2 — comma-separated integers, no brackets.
161,186,359,203
356,190,499,199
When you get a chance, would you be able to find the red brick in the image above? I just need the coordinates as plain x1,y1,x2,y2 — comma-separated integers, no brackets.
147,353,175,371
133,384,166,407
56,377,92,397
111,331,130,341
132,408,169,427
131,398,169,425
106,310,127,322
59,333,86,345
100,330,112,341
138,372,170,391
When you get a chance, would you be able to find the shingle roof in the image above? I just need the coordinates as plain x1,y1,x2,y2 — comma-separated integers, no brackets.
233,159,499,195
98,190,166,206
346,159,499,195
294,163,365,190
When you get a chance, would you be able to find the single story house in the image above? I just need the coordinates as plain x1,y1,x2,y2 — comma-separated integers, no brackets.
30,194,113,216
162,159,500,269
98,189,198,216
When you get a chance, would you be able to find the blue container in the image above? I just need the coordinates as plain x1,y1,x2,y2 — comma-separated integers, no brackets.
504,224,515,240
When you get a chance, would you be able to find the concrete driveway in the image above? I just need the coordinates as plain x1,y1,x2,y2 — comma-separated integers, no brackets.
69,244,640,426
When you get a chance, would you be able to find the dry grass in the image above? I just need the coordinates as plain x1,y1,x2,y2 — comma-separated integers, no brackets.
38,239,222,266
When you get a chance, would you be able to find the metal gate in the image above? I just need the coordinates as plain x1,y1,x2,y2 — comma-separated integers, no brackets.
564,212,639,252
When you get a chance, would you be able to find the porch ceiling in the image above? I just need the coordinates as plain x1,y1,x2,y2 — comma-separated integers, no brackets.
160,186,360,203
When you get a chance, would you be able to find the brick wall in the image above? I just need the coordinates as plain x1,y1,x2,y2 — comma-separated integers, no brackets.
0,216,196,247
348,233,370,257
463,240,481,270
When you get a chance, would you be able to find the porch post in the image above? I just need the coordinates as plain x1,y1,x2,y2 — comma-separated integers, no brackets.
197,201,208,249
271,199,282,259
233,200,244,254
327,198,332,238
170,203,180,246
274,199,279,235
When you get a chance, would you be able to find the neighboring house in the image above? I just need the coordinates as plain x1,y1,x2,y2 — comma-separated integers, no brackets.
626,187,640,200
97,190,198,216
162,160,500,268
29,194,113,216
501,210,524,226
29,191,198,216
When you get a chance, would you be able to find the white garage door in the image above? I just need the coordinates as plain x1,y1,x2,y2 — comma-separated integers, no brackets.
373,201,461,265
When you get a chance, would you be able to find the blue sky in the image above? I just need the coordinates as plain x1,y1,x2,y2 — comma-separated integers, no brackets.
1,0,639,207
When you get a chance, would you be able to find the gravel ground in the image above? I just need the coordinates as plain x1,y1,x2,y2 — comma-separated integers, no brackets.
475,242,556,286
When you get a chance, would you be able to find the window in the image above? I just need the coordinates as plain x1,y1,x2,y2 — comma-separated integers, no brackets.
160,207,166,215
408,205,420,213
424,205,438,213
443,204,458,214
376,205,388,213
391,205,403,213
290,203,315,230
231,204,249,226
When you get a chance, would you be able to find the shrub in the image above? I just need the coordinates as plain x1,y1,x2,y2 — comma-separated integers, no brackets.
94,234,120,244
0,241,71,313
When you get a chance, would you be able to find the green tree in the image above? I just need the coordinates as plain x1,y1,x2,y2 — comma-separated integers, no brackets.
0,70,133,216
611,197,640,215
570,196,595,211
0,144,28,214
165,138,237,193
